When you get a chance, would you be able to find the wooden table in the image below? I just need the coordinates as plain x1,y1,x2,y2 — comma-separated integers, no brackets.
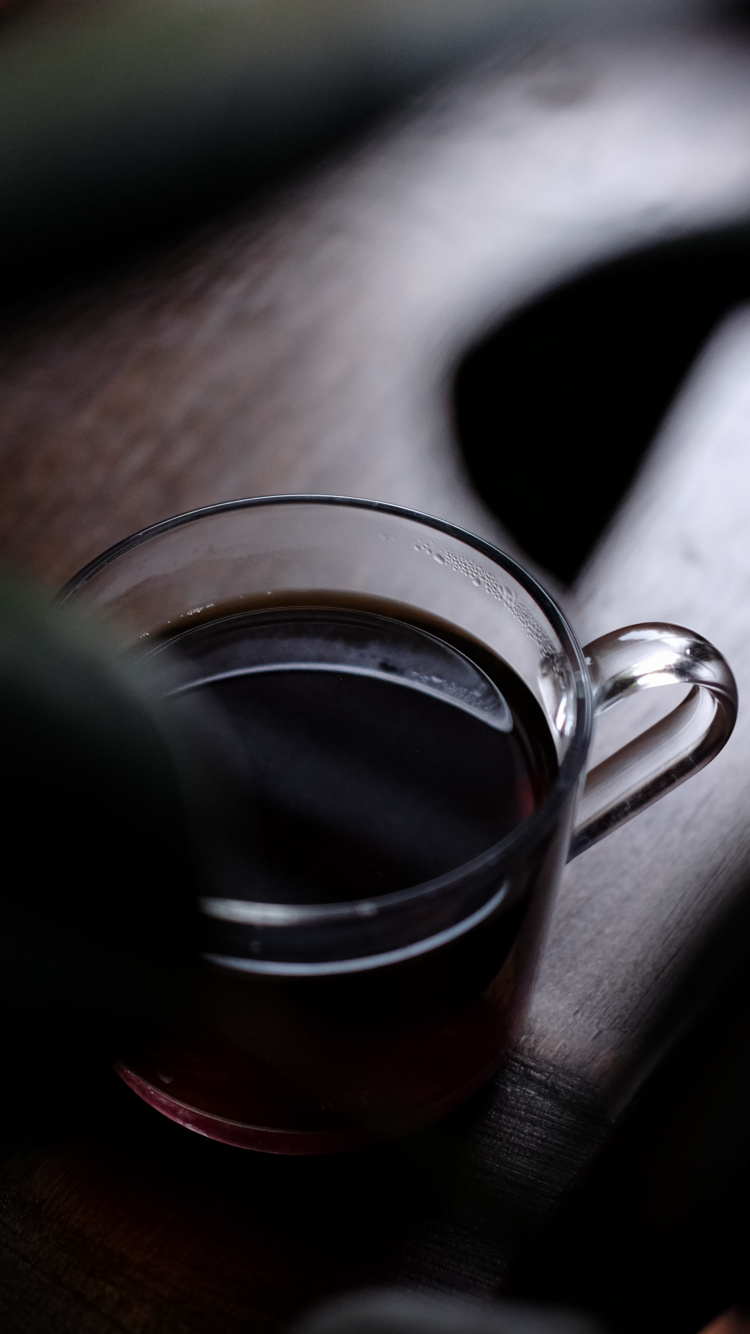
3,10,750,1333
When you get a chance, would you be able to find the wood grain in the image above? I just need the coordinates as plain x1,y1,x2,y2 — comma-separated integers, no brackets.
4,28,750,586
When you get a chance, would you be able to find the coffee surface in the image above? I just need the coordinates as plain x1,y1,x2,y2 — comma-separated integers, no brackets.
152,601,557,904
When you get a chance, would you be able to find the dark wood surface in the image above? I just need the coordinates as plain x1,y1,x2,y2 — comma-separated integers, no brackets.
3,11,750,1333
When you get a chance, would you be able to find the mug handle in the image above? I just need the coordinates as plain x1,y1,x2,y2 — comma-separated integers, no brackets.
569,623,738,859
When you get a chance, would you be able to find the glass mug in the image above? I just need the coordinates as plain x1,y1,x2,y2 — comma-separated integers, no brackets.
62,497,737,1153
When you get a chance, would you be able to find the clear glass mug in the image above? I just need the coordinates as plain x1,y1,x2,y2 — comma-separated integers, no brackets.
62,496,737,1153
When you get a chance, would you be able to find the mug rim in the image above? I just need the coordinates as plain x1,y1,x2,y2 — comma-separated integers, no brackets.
62,494,595,929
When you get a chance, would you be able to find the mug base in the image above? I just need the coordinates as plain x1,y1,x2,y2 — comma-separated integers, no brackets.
114,1063,372,1154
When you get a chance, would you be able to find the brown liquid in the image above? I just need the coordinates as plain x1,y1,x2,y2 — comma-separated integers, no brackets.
121,596,559,1150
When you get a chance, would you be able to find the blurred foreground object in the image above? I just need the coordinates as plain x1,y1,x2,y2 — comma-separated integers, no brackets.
293,1291,610,1334
0,570,202,1050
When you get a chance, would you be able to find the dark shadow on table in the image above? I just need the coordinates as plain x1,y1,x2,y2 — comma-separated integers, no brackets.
453,223,750,583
